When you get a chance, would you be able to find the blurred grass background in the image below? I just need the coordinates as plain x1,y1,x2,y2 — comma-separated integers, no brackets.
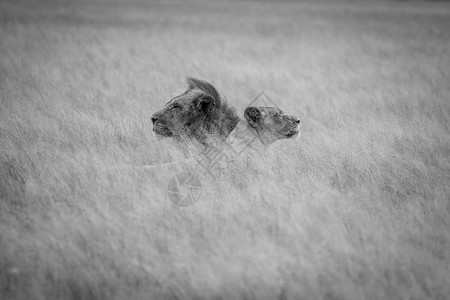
1,0,450,299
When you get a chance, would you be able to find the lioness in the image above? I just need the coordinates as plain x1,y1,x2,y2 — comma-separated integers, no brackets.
243,106,300,145
223,106,300,156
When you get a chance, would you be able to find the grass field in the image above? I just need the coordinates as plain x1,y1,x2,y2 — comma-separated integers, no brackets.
1,0,450,299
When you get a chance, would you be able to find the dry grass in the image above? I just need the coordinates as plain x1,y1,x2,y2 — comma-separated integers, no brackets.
1,0,450,299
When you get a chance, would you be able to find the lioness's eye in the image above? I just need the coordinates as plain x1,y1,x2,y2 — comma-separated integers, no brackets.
171,104,179,110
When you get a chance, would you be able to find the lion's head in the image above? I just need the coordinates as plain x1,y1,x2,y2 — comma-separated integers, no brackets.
151,78,240,145
244,106,300,146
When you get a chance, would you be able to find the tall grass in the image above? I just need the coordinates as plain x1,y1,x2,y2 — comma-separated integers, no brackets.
1,0,449,299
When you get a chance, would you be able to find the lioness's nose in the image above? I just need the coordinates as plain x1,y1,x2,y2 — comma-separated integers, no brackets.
151,117,158,124
295,119,300,124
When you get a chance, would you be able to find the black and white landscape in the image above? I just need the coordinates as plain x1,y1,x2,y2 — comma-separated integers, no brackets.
1,0,449,299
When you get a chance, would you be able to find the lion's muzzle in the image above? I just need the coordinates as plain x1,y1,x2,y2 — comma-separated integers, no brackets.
152,121,173,137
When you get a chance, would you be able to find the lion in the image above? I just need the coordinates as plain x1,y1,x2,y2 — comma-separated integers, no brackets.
151,78,300,150
151,77,240,147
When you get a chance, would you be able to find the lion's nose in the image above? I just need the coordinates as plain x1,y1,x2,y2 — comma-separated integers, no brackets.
151,117,158,124
295,119,300,124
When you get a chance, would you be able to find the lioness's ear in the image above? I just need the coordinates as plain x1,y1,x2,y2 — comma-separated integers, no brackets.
244,107,262,128
196,95,215,111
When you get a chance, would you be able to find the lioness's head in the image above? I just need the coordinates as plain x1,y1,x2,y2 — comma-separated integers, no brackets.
151,78,239,145
244,106,300,145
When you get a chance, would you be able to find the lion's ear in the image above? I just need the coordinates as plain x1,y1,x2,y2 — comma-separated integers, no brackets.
244,107,262,128
196,95,215,111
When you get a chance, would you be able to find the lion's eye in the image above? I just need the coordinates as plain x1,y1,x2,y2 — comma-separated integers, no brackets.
171,104,180,110
275,113,282,119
